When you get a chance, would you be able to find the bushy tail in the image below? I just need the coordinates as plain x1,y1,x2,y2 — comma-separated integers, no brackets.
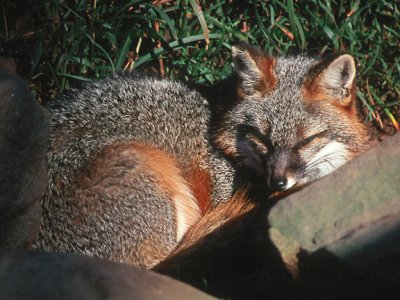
170,190,255,255
153,191,296,299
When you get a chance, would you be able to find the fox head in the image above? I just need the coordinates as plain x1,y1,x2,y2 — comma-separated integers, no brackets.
215,43,368,193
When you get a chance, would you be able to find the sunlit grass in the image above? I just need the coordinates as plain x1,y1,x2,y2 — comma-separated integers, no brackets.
1,0,398,132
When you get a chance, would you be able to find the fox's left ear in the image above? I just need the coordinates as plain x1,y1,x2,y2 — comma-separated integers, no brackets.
303,54,356,106
232,43,276,98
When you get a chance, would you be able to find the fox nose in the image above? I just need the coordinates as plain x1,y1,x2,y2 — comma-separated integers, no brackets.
270,176,287,192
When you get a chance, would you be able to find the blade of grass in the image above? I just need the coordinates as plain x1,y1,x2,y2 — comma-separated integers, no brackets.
370,85,400,131
188,0,209,46
115,35,133,70
287,0,306,49
133,33,222,69
56,73,94,82
146,4,178,40
79,29,115,74
254,1,272,44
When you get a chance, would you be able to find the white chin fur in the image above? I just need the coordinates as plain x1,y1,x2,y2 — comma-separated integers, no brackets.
285,177,297,190
308,141,349,178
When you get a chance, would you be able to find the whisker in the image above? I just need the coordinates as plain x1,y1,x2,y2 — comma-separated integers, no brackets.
299,152,347,177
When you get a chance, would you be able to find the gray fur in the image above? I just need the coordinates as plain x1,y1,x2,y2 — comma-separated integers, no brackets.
46,75,212,194
33,44,369,268
221,46,368,190
33,73,236,268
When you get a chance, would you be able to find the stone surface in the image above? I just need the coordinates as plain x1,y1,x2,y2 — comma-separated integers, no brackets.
268,134,400,266
157,135,400,298
155,196,297,300
0,57,17,75
0,72,49,254
0,251,215,300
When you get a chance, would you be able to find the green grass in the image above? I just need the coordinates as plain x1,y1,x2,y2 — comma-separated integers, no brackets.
1,0,399,133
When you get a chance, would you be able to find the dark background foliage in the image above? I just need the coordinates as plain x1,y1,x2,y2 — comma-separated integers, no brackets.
1,0,399,134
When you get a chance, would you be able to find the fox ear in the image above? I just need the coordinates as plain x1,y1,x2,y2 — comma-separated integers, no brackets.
303,54,356,106
232,43,276,97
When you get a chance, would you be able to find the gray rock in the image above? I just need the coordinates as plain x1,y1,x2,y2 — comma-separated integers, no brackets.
0,72,49,254
0,251,215,300
268,134,400,268
0,57,17,75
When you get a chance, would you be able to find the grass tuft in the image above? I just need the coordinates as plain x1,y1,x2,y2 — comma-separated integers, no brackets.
1,0,399,133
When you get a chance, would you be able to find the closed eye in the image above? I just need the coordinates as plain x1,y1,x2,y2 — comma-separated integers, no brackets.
247,134,269,154
238,125,271,153
295,130,328,149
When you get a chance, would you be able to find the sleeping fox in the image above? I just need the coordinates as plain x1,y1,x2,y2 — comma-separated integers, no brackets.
33,43,369,268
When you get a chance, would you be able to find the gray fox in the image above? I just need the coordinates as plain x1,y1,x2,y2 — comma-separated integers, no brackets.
32,43,369,268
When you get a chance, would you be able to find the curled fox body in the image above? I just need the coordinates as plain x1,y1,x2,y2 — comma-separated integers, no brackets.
33,44,369,268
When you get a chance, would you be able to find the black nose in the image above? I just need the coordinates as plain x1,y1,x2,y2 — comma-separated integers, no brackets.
270,177,287,192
